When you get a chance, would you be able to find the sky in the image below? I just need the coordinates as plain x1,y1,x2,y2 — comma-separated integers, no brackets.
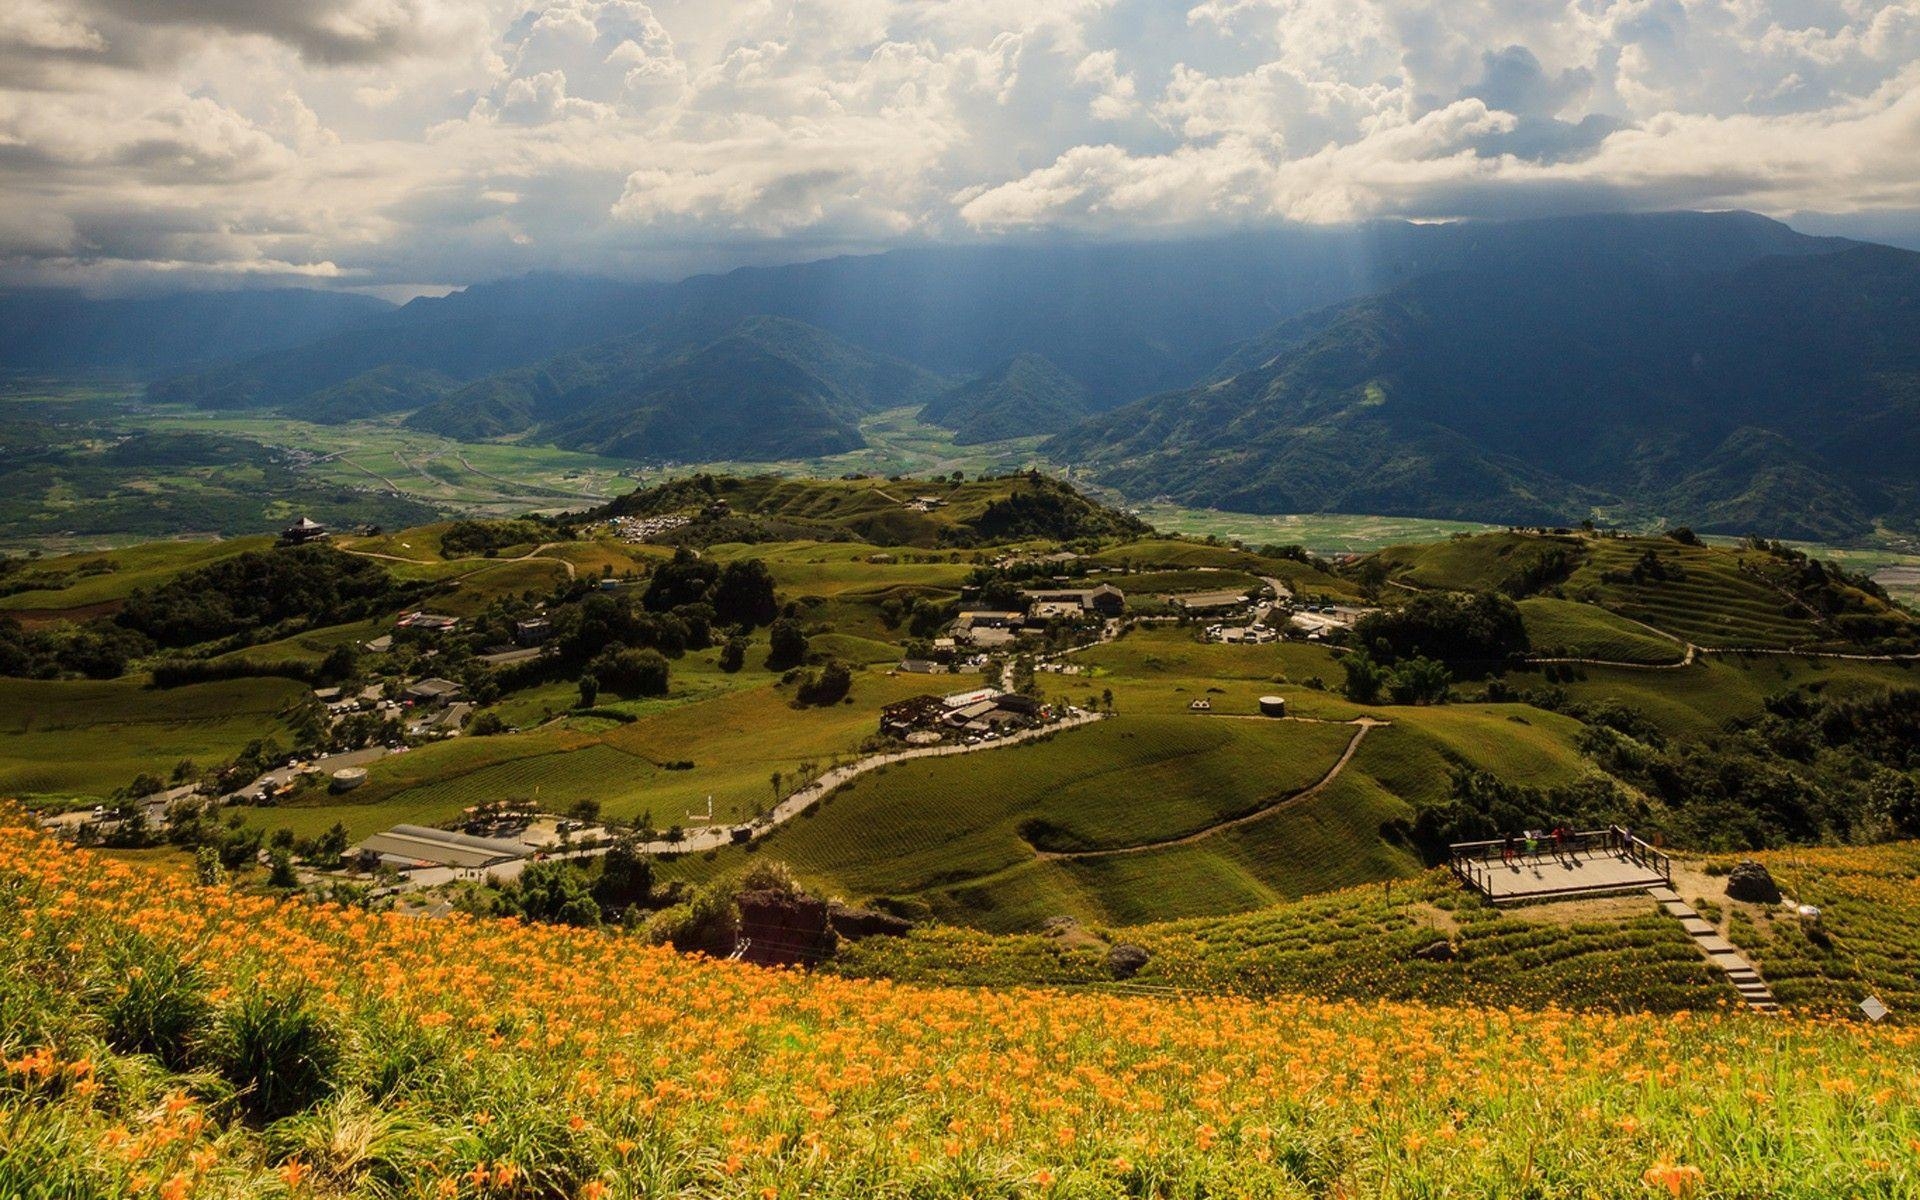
4,0,1920,296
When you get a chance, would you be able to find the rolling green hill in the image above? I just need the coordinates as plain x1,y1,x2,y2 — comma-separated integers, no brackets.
594,472,1150,547
919,352,1092,443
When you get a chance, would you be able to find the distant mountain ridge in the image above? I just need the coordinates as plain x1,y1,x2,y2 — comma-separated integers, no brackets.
920,353,1092,443
0,288,391,377
406,316,947,461
1049,240,1920,541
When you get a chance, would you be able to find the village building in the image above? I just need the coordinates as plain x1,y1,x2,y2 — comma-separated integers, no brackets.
1023,584,1125,616
356,824,530,872
397,611,460,632
363,634,394,653
1028,600,1085,621
880,695,949,737
1171,590,1250,615
513,618,552,645
279,516,329,545
404,677,463,706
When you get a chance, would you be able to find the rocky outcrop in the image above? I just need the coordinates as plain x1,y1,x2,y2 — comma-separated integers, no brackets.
828,902,912,941
1108,943,1151,979
1410,939,1456,963
1725,861,1782,905
736,889,836,967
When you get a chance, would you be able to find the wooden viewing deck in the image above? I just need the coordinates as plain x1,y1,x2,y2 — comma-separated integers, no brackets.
1450,827,1671,904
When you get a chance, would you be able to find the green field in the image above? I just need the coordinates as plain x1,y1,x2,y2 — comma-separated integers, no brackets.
676,713,1367,929
1126,504,1505,554
1518,596,1687,663
0,676,306,805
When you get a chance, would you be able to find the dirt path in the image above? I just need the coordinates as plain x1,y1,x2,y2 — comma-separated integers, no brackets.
339,540,576,580
1034,716,1386,861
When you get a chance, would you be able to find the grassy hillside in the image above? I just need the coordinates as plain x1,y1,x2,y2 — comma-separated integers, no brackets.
0,676,306,805
1371,530,1916,653
677,715,1362,929
0,536,274,620
597,472,1149,548
1517,596,1686,663
9,825,1920,1198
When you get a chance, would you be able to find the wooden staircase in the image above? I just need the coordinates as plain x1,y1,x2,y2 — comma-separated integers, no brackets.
1649,885,1778,1012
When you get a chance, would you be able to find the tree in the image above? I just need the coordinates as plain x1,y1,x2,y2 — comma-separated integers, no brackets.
1353,591,1528,669
1387,656,1452,705
765,618,808,670
1355,558,1391,602
795,660,853,707
505,861,600,927
711,560,779,627
267,850,299,889
1341,653,1387,705
577,672,600,708
318,644,359,684
718,636,746,673
593,836,655,915
642,547,720,613
590,646,671,698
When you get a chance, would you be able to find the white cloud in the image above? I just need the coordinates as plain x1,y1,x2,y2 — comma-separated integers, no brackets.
1,0,1919,289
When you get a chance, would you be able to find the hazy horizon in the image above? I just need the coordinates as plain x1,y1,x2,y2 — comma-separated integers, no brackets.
5,0,1920,296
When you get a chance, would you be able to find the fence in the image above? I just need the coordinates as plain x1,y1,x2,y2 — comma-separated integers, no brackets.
1448,825,1671,901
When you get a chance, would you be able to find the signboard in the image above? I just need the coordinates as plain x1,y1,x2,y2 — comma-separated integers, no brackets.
1860,995,1890,1023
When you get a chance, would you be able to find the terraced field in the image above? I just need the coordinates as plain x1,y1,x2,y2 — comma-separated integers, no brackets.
1747,842,1920,1015
1518,596,1687,663
1570,539,1819,648
0,675,306,805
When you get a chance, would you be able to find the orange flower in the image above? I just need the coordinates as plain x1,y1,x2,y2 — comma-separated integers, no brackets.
159,1173,191,1200
579,1182,609,1200
1642,1163,1704,1197
278,1158,308,1188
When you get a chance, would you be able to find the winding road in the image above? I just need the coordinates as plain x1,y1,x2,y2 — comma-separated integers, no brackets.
1033,716,1385,861
486,710,1112,879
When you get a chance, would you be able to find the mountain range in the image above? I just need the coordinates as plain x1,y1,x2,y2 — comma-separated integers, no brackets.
1050,239,1920,541
4,211,1917,541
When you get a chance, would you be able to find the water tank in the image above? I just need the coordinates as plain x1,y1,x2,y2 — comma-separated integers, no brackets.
1258,695,1287,718
331,767,368,792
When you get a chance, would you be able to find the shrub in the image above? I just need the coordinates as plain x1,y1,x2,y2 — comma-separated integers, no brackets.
102,938,212,1070
204,987,344,1122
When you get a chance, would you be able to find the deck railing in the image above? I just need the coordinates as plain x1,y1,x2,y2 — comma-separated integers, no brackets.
1448,826,1671,899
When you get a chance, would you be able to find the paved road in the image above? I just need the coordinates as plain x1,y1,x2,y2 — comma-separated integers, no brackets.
487,710,1110,879
222,745,390,805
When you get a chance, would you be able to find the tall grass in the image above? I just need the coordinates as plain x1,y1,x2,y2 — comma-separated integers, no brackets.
4,815,1920,1197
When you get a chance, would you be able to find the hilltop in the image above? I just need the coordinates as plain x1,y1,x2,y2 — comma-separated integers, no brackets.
593,472,1150,548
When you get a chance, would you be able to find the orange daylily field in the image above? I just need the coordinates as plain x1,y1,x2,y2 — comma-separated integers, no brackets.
4,821,1920,1198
